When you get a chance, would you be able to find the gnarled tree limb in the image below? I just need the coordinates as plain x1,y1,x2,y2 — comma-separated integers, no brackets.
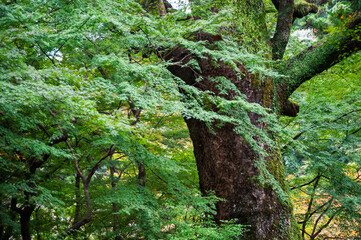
293,1,318,20
271,0,295,60
271,0,318,60
278,12,361,103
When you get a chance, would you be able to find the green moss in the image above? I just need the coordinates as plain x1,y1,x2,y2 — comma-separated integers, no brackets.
226,0,272,54
262,77,274,108
294,1,318,19
290,213,302,240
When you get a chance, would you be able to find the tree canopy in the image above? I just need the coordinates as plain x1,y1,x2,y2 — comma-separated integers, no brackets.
0,0,360,239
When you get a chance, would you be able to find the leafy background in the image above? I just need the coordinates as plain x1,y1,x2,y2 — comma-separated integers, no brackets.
0,0,360,239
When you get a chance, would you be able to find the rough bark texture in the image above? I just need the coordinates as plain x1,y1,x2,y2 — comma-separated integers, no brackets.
186,120,293,239
167,33,296,239
271,0,295,60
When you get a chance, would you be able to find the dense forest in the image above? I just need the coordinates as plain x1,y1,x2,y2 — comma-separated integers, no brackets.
1,0,361,239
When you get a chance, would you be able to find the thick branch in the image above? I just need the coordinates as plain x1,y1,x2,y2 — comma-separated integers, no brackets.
278,13,361,101
271,0,294,60
271,0,318,20
271,1,318,60
280,98,299,117
139,0,172,14
157,0,167,16
293,1,318,20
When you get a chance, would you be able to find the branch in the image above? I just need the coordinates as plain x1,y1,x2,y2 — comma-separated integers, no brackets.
301,173,321,239
60,146,114,238
86,146,114,184
271,0,294,60
332,109,361,122
302,196,333,225
137,161,146,186
36,41,57,66
36,123,51,138
272,0,318,18
310,197,334,238
55,123,91,238
58,142,91,238
278,12,361,101
282,130,304,151
128,99,142,125
293,1,318,20
271,1,318,60
157,0,167,17
282,109,361,150
290,174,320,190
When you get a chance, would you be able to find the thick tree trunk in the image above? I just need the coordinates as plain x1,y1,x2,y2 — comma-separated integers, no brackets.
186,119,294,239
167,40,298,238
165,3,360,240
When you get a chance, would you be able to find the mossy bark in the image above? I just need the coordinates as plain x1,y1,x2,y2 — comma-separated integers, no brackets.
167,37,300,240
165,2,361,240
277,12,361,101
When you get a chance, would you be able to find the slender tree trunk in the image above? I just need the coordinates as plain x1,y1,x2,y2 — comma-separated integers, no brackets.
19,206,35,240
73,173,81,224
137,161,146,187
110,165,121,240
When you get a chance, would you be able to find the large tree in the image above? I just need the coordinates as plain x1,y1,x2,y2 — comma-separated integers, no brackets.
1,0,360,239
160,0,361,239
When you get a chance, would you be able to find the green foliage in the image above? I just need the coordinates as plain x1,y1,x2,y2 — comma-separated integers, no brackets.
0,0,252,238
281,52,361,239
1,0,359,238
294,0,356,36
